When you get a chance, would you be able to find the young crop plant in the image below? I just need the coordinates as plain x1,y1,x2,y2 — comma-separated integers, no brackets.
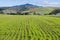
0,15,60,40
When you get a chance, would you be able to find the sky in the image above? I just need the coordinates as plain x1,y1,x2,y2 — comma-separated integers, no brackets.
0,0,60,7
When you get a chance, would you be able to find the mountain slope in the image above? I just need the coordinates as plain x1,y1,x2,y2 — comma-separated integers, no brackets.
0,4,56,15
3,4,41,11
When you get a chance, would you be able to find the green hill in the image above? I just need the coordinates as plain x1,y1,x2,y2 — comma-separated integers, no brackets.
0,4,59,15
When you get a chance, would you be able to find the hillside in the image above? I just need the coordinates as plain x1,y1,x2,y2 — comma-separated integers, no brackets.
0,4,58,15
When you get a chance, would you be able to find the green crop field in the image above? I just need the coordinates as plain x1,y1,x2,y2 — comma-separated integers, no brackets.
0,15,60,40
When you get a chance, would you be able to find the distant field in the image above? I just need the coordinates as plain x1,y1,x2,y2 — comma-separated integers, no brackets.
0,15,60,40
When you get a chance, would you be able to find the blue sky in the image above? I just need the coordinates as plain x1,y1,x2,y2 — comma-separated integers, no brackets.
0,0,60,7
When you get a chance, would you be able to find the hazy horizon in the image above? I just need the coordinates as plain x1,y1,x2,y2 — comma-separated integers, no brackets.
0,0,60,7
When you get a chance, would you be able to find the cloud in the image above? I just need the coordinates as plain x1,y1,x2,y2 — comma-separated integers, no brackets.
40,0,60,6
43,1,60,5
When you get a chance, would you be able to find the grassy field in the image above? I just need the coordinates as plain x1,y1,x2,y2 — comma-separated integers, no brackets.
0,15,60,40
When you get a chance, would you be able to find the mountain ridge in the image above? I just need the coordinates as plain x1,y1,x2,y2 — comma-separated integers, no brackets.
0,4,58,15
0,4,43,14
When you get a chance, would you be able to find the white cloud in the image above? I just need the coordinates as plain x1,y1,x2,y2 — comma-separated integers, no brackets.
43,1,60,5
40,1,60,6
